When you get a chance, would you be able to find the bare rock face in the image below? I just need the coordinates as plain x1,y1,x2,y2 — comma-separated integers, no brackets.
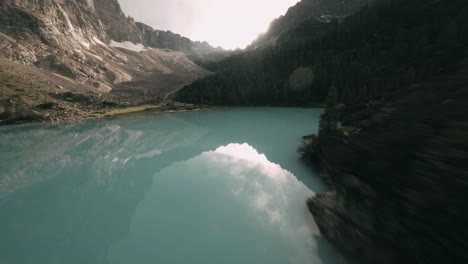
0,0,219,123
307,191,398,264
0,0,221,63
93,0,144,43
136,22,224,59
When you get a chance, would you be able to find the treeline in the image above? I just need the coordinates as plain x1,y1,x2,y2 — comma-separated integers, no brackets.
175,0,468,107
176,19,335,105
301,0,468,166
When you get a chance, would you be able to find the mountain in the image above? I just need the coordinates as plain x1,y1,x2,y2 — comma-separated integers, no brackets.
174,0,372,106
0,0,221,124
249,0,372,49
175,0,468,262
300,0,468,262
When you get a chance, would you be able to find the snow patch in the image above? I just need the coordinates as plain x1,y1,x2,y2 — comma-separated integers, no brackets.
110,40,145,52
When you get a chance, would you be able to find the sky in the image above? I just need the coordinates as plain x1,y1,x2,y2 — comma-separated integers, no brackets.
118,0,299,49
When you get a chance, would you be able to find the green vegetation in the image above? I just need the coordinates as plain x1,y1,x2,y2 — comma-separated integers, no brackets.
175,19,336,105
177,0,468,108
300,0,468,263
178,0,468,262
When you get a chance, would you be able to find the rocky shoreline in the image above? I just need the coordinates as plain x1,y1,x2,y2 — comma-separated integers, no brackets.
307,192,397,264
0,102,213,126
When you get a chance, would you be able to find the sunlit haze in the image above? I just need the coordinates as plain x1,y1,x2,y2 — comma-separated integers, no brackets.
118,0,299,49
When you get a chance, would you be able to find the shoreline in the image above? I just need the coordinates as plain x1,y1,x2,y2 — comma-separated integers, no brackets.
0,103,219,127
0,104,322,127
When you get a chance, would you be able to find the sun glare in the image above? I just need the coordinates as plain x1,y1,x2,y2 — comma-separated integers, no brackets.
119,0,300,49
191,0,299,49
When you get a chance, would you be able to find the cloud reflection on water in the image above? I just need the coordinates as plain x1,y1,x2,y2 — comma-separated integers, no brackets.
109,143,330,264
0,108,339,264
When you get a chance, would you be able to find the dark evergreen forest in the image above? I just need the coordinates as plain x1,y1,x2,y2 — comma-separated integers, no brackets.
177,0,468,262
176,0,468,107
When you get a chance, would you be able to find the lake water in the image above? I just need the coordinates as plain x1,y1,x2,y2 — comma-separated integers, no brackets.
0,108,345,264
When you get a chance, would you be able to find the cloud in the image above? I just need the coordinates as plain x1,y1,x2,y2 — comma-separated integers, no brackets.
108,143,334,264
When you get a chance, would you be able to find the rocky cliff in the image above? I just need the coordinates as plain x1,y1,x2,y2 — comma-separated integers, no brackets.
0,0,219,124
136,22,224,59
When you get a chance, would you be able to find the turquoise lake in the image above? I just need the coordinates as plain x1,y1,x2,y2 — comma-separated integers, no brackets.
0,108,346,264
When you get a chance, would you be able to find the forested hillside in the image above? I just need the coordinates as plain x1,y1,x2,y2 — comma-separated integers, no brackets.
177,0,468,262
175,0,374,105
176,18,335,105
298,0,468,263
176,0,467,107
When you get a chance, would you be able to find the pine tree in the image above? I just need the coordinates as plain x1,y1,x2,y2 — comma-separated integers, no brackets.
456,9,468,44
392,28,409,64
318,85,340,140
341,86,353,103
437,18,458,50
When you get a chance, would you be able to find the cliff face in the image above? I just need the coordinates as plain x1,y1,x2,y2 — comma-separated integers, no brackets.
0,0,220,58
0,0,107,63
93,0,144,43
136,22,223,58
0,0,217,124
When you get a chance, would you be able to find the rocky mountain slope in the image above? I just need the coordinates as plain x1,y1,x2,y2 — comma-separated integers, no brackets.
0,0,220,124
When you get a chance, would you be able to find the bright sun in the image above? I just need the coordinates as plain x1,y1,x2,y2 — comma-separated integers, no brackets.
190,0,299,49
119,0,299,50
